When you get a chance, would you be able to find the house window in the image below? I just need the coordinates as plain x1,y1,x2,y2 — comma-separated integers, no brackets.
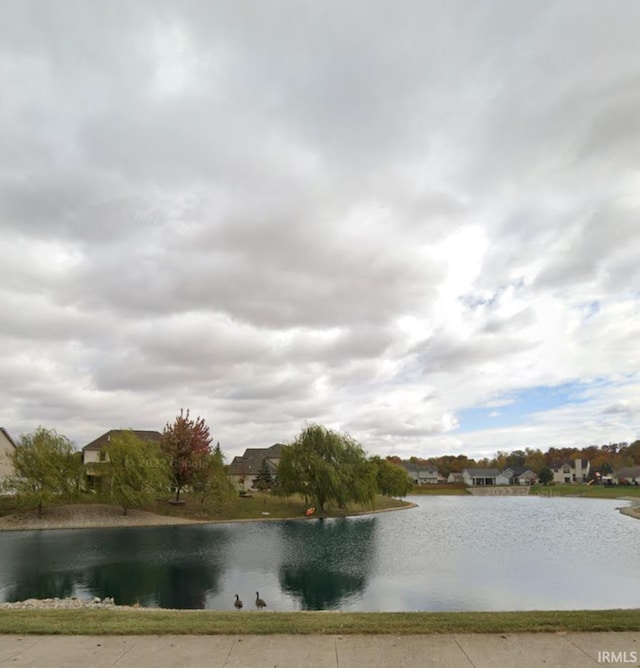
563,465,570,474
99,450,107,462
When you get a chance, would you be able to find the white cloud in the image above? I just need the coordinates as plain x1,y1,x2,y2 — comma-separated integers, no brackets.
0,1,639,458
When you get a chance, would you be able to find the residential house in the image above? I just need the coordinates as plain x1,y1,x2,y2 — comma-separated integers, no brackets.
502,466,538,485
228,444,284,491
82,429,162,488
447,472,464,484
462,468,510,486
0,427,17,491
612,466,640,485
402,463,440,485
551,458,590,484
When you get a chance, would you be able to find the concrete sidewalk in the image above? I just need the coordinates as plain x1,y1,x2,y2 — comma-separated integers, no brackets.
1,633,639,667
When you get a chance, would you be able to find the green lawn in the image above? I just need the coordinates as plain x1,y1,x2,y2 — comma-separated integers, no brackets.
530,483,640,498
0,492,411,523
0,608,638,635
141,492,411,522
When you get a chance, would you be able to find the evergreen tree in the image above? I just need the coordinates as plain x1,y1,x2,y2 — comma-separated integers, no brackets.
254,458,273,492
539,466,553,485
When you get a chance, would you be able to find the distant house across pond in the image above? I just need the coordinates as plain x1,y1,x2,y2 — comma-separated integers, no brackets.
551,458,590,484
0,427,17,491
502,465,537,485
401,462,440,485
82,429,162,488
612,466,640,485
228,444,284,491
462,468,510,486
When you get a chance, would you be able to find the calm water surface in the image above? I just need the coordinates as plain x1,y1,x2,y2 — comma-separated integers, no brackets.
1,496,639,611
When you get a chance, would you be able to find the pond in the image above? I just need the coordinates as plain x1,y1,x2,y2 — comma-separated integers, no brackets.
1,496,639,611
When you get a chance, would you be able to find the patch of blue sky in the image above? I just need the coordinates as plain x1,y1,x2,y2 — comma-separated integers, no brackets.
455,380,601,433
579,300,600,321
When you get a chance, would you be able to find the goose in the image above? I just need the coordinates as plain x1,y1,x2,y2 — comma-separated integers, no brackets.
255,592,267,610
234,594,243,610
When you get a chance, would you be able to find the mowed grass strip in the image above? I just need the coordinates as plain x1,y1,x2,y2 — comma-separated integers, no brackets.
1,609,638,636
531,484,640,498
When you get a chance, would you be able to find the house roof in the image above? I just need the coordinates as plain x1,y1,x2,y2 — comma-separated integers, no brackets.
615,466,640,478
504,466,535,476
464,468,502,477
551,458,590,471
82,430,162,451
0,428,17,448
228,444,284,476
402,463,439,475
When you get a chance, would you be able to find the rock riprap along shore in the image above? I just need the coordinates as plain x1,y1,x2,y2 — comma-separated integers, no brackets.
0,596,121,610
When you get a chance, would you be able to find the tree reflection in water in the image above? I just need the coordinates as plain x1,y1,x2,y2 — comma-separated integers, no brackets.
278,517,377,610
4,531,84,602
3,525,230,609
83,526,229,608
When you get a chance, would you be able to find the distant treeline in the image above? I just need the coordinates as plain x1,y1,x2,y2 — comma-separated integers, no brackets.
387,441,640,478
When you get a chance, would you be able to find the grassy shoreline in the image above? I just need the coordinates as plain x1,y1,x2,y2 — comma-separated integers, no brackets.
0,493,414,532
1,609,638,635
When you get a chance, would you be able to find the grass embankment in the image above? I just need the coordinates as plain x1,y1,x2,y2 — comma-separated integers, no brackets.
408,484,467,496
141,492,410,522
0,492,411,524
530,484,640,499
0,609,638,636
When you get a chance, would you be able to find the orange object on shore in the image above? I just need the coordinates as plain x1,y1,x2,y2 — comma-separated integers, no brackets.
305,507,316,516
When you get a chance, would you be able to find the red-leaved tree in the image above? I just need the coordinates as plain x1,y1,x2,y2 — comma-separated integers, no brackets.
161,409,212,502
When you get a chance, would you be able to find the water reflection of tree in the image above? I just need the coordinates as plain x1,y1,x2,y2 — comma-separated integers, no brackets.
7,571,77,602
83,527,229,609
278,518,376,610
4,533,82,602
3,526,229,609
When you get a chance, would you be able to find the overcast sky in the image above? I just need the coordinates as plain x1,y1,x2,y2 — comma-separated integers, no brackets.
1,1,639,461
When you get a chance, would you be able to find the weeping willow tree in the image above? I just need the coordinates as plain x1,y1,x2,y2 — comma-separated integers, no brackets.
105,431,170,515
5,427,82,518
275,424,377,513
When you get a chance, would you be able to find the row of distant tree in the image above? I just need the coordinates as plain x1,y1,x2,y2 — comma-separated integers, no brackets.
389,441,640,479
15,413,636,519
2,415,413,518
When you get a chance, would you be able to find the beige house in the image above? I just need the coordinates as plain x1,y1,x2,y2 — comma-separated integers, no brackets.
0,427,17,490
551,458,590,484
82,429,162,488
228,444,284,491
